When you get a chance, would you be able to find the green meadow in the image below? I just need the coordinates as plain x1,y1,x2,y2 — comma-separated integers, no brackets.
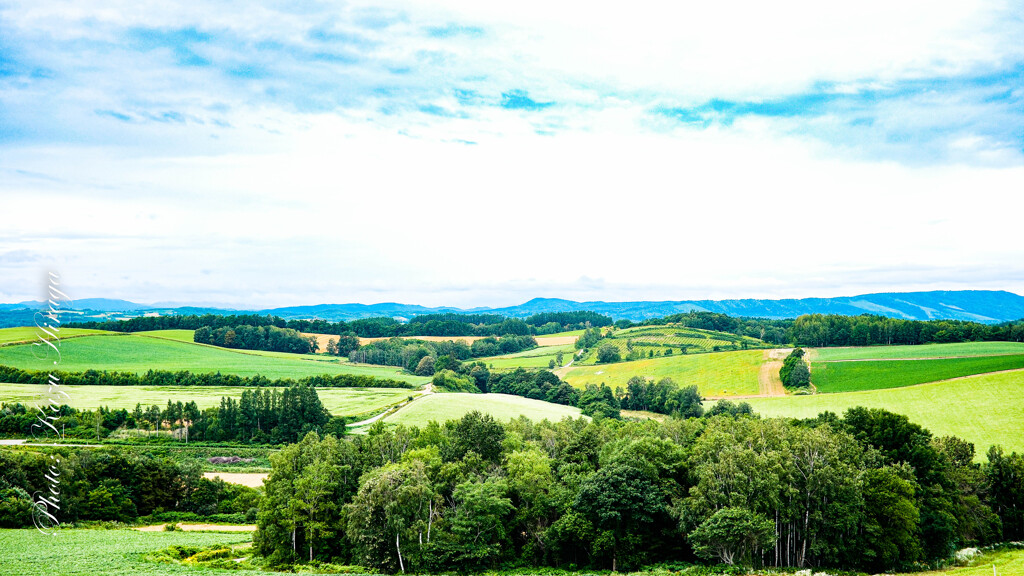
811,354,1024,392
812,341,1024,361
382,393,582,427
0,326,110,345
135,328,198,342
480,344,577,369
744,369,1024,457
561,349,762,397
0,333,427,384
0,382,413,417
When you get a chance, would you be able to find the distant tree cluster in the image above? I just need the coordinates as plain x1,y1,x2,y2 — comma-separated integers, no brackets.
250,407,1023,573
779,348,810,387
194,324,318,354
0,365,415,389
787,314,1024,347
617,376,704,418
349,335,537,370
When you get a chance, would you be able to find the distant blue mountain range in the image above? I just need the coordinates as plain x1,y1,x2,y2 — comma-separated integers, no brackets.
3,290,1024,325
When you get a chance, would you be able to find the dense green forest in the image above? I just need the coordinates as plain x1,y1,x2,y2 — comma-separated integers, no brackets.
193,324,318,354
250,409,1022,573
350,335,538,370
0,365,414,389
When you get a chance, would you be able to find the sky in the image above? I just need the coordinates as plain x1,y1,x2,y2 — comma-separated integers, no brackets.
2,0,1023,309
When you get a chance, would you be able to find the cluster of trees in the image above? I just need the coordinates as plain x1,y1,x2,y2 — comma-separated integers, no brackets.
194,324,318,354
0,365,414,389
252,409,1024,573
71,311,614,339
625,312,792,345
779,348,810,387
349,335,537,370
617,377,704,418
0,448,261,526
0,384,337,444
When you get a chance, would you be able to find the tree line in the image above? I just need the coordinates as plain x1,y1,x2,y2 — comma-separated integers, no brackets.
349,335,537,371
0,447,261,526
0,384,338,444
70,311,614,339
194,324,318,354
0,365,414,389
252,408,1024,573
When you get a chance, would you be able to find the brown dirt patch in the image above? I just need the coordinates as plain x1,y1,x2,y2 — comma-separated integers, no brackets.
757,349,786,397
135,523,255,532
203,472,268,488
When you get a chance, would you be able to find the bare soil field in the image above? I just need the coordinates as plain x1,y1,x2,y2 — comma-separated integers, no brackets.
203,472,268,488
758,349,787,397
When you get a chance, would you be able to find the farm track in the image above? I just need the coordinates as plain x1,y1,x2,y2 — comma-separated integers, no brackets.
758,350,786,397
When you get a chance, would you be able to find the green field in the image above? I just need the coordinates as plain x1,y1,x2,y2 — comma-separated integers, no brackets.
383,393,583,427
812,341,1024,361
744,369,1024,456
575,325,764,366
0,528,259,576
561,349,763,397
811,354,1024,393
135,329,197,342
0,383,415,417
0,333,427,384
911,548,1024,576
0,326,110,345
480,344,577,370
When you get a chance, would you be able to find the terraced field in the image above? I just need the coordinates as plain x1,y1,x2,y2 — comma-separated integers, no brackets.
744,369,1024,456
576,325,765,366
560,349,763,397
0,333,427,384
383,393,583,427
0,382,415,417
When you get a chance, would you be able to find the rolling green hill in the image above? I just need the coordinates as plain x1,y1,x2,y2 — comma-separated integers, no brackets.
576,325,765,366
0,333,427,384
811,341,1024,361
561,349,763,397
811,354,1024,393
0,326,111,345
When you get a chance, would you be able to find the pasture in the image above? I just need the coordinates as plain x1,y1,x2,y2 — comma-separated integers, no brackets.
560,349,763,397
136,328,197,342
576,325,764,366
0,383,415,417
744,369,1024,457
811,341,1024,361
0,326,110,345
479,344,577,369
383,393,583,427
811,354,1024,393
0,529,258,576
0,333,427,384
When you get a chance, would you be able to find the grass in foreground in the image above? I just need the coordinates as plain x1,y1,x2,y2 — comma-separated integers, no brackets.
744,369,1024,457
0,333,426,384
0,327,110,345
0,528,259,575
383,393,582,427
908,548,1024,576
561,349,762,397
811,354,1024,393
0,383,414,418
813,341,1024,361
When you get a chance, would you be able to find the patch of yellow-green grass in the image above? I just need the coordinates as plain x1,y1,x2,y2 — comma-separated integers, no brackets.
743,369,1024,458
536,329,585,338
0,326,111,345
812,341,1024,361
900,548,1024,576
383,393,583,427
0,382,414,417
562,350,762,397
0,333,427,384
478,344,577,370
135,328,197,342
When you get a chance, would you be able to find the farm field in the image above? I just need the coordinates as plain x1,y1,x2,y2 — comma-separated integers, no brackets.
811,354,1024,393
480,344,577,369
0,528,259,576
0,333,427,384
0,326,110,345
576,325,765,366
560,349,763,397
135,328,197,342
744,369,1024,456
0,383,415,417
812,341,1024,361
383,393,583,427
908,548,1024,576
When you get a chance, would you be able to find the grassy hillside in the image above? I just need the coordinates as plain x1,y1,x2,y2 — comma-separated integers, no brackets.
135,328,197,342
479,344,577,370
744,369,1024,457
812,341,1024,361
811,354,1024,393
561,349,762,397
0,382,413,417
0,333,427,384
576,325,765,366
383,393,582,427
0,326,110,345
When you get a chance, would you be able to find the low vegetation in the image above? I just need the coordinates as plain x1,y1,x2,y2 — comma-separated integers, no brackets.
811,354,1024,393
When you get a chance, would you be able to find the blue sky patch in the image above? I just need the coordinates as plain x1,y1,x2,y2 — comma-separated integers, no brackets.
501,90,554,111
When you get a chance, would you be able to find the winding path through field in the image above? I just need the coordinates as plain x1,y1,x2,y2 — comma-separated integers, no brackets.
347,383,434,428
